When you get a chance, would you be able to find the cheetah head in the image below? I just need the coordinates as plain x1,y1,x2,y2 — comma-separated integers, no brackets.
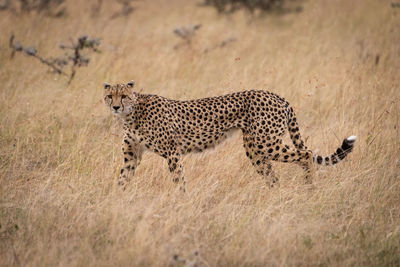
103,81,136,116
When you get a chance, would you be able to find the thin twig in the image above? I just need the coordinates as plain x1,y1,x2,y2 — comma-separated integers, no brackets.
29,52,69,76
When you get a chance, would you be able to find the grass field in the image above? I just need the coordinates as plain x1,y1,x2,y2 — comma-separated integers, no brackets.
1,0,399,266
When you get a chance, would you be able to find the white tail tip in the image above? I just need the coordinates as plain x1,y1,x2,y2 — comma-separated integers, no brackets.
347,135,357,142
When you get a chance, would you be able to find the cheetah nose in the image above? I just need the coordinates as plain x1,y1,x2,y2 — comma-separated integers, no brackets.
113,106,120,111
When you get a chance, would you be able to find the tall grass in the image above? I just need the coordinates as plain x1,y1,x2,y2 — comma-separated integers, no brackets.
1,0,399,266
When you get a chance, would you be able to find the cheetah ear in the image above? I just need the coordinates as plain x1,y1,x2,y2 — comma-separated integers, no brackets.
104,82,111,89
127,80,135,88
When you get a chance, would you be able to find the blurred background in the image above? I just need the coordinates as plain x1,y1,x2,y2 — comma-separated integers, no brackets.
1,0,399,266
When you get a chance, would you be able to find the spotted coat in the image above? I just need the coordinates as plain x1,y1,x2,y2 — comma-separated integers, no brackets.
104,81,356,190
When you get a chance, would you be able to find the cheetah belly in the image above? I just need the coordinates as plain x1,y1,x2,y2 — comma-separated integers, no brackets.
180,127,241,154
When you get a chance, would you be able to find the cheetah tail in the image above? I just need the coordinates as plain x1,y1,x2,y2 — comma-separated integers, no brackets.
287,109,308,150
313,136,357,166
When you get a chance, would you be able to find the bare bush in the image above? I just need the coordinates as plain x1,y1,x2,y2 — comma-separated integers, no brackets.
90,0,138,19
0,0,9,10
1,0,66,16
173,24,202,49
59,35,101,83
201,0,302,14
9,34,101,84
111,0,137,19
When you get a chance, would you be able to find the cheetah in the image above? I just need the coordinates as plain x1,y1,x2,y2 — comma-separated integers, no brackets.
104,80,356,191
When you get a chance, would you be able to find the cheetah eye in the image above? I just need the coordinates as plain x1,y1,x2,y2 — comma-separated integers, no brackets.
107,95,112,99
121,95,127,99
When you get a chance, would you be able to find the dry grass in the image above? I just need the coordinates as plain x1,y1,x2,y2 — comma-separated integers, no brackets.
1,0,400,266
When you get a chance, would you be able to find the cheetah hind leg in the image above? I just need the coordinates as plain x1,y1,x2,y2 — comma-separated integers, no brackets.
258,159,280,188
242,134,279,188
245,150,280,188
268,141,315,185
167,155,186,192
300,156,316,184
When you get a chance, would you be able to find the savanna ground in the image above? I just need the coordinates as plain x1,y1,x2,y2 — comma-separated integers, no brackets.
1,0,400,266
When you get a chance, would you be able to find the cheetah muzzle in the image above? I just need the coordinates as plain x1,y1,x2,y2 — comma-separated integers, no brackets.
104,81,356,191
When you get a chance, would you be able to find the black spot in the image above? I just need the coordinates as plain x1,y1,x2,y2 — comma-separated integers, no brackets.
316,156,323,164
336,148,346,160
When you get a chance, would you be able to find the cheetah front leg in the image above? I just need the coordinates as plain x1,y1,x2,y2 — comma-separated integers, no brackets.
166,155,186,192
119,134,143,188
